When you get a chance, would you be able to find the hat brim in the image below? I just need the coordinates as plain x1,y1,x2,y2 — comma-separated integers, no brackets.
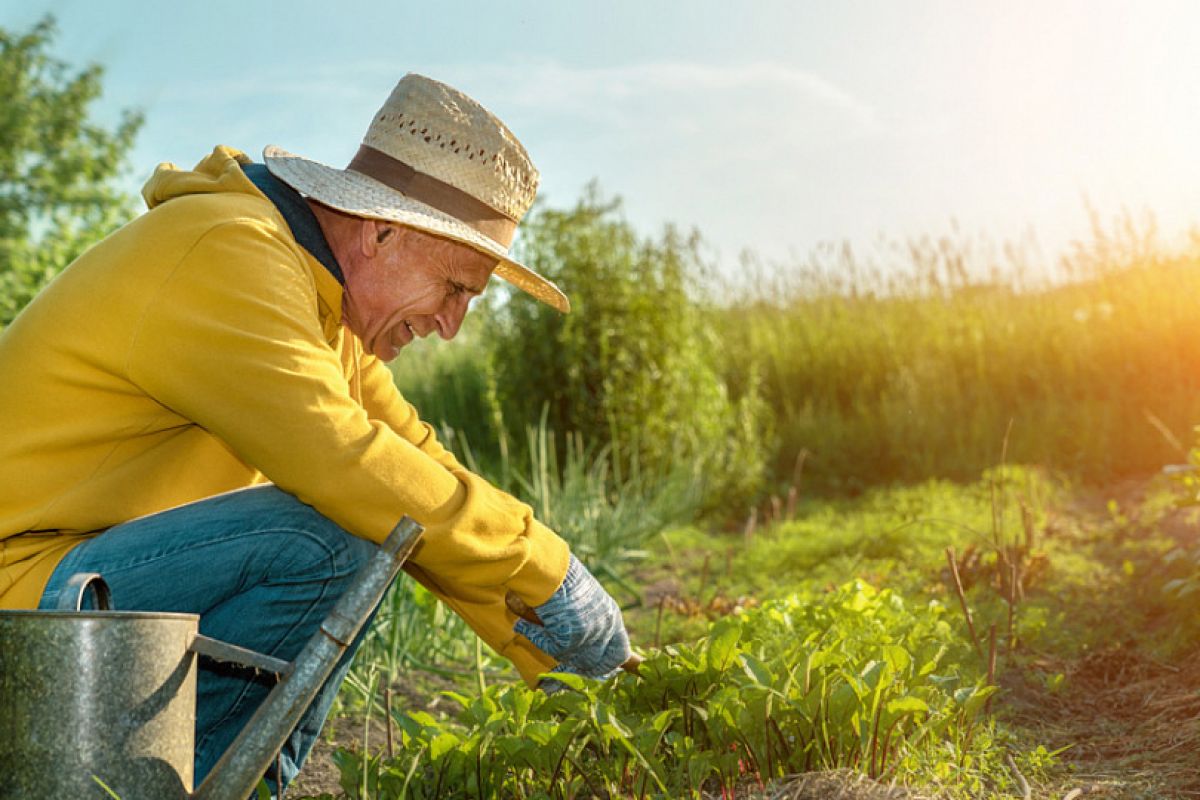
262,145,569,314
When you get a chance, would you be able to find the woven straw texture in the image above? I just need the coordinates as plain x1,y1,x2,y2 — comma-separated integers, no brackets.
264,73,568,313
365,76,538,222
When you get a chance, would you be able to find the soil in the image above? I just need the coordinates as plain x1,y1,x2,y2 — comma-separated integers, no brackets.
1006,643,1200,798
1000,476,1200,799
762,770,935,799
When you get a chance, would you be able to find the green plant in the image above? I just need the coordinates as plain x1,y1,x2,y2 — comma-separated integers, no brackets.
1161,445,1200,607
1162,545,1200,601
503,420,702,590
336,581,1019,799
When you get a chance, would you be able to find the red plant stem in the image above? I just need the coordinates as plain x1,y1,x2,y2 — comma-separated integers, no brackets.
549,728,582,787
565,755,601,799
768,716,794,770
734,731,762,784
877,717,907,778
869,701,884,778
1008,561,1018,654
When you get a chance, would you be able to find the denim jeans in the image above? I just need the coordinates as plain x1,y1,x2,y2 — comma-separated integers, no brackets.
37,484,381,795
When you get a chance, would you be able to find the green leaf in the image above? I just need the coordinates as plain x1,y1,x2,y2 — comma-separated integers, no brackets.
429,731,460,761
524,720,556,746
652,708,681,734
953,686,976,706
541,671,589,692
407,710,439,727
882,644,912,674
886,696,930,715
918,645,947,676
706,617,743,672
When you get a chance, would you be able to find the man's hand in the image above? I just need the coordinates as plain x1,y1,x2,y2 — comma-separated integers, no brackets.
513,554,631,678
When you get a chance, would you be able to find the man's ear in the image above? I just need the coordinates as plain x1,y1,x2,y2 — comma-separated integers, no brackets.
360,220,398,256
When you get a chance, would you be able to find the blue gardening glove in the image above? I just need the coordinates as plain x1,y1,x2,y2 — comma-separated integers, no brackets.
513,554,631,679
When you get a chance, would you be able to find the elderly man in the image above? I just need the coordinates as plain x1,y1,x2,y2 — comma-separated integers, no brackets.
0,74,629,791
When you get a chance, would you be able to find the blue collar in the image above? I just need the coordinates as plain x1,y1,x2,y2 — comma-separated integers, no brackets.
241,162,345,286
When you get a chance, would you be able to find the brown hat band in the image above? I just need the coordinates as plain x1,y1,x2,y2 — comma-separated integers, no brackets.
347,145,517,247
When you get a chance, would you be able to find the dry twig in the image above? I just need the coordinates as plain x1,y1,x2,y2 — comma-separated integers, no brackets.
1005,752,1031,800
945,547,983,657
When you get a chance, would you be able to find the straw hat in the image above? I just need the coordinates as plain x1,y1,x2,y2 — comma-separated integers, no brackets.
264,73,569,313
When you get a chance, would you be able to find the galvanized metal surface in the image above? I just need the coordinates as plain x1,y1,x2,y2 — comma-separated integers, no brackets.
189,633,292,677
0,609,199,800
193,516,424,800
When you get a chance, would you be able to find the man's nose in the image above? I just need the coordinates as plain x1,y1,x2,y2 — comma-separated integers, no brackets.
435,296,470,340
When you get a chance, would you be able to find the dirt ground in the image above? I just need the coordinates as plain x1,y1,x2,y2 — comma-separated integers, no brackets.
1006,643,1200,799
1000,477,1200,799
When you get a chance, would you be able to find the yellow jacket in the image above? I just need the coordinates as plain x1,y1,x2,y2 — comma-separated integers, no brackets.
0,146,566,684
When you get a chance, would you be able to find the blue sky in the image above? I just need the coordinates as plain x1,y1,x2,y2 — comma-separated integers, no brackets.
8,1,1200,277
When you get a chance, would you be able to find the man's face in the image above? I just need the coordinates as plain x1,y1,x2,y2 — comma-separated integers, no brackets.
342,223,496,362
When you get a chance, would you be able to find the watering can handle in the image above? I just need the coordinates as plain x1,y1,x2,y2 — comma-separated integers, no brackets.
56,573,113,611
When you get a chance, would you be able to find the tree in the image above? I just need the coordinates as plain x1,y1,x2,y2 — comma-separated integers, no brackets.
0,16,143,326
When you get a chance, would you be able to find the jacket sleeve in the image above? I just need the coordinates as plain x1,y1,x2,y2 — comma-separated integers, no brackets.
124,219,570,658
354,349,565,683
355,352,466,475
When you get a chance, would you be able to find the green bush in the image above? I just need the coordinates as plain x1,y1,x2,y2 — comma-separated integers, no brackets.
487,187,767,512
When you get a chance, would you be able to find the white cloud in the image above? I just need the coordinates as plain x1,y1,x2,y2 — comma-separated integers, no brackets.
439,60,878,134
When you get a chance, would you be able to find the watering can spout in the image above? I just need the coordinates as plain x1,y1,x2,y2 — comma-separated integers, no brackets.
192,516,424,800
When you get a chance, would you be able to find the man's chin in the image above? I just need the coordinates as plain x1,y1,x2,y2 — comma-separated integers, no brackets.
372,338,403,362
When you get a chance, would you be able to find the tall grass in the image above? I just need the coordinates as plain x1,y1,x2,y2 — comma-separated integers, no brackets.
720,213,1200,493
391,207,1200,500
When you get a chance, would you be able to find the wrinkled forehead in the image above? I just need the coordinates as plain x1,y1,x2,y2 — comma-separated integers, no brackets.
395,223,498,285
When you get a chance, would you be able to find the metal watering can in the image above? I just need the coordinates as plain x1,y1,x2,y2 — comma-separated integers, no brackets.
0,517,424,800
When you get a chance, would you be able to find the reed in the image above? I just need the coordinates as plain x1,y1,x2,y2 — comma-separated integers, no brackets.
718,212,1200,492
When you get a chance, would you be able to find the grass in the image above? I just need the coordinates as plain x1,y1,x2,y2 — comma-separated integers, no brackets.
718,229,1200,492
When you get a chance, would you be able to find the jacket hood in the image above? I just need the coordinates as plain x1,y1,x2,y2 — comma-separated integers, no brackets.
141,146,261,210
